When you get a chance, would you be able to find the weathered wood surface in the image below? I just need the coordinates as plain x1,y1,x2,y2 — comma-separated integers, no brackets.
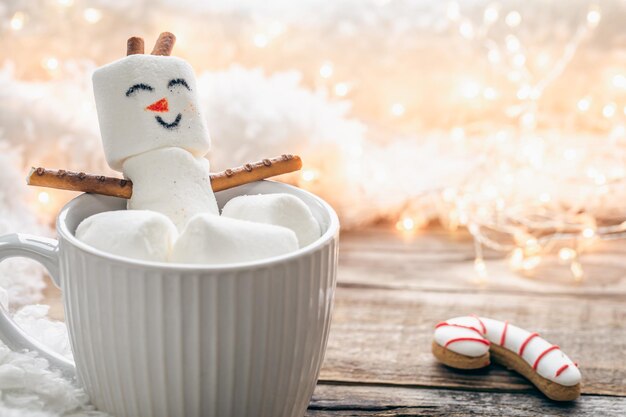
339,226,626,296
40,224,626,415
318,286,626,396
306,384,626,416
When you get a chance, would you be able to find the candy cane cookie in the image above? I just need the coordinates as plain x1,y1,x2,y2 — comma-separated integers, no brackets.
432,316,581,401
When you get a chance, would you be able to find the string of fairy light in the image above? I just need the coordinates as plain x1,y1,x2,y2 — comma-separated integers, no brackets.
389,2,626,281
7,1,626,281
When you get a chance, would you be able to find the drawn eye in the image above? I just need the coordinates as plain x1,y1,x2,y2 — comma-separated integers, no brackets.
125,83,154,97
168,78,191,91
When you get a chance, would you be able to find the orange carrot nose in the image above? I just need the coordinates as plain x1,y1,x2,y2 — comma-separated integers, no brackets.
146,97,169,112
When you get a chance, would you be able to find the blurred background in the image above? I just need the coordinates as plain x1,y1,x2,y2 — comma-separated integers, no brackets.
1,0,625,304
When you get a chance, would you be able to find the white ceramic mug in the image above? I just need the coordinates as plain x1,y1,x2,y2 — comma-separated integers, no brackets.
0,181,339,417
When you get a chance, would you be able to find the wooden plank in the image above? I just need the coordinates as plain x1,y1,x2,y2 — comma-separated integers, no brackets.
338,226,626,296
319,286,626,396
306,383,626,416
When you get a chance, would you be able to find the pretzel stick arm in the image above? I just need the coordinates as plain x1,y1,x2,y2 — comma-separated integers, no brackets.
27,167,133,198
26,154,302,198
210,154,302,192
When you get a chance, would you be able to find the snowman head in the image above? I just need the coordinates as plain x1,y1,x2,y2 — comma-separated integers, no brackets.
92,33,210,172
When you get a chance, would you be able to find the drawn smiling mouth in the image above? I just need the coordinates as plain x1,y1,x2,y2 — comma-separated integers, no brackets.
155,113,182,129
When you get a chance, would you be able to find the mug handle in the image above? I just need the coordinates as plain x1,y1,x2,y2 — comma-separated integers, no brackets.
0,233,76,378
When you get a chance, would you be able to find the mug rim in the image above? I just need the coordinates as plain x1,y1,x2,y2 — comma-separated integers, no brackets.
56,180,340,272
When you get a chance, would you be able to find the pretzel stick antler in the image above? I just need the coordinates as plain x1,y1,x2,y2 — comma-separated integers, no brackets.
27,154,302,199
127,37,144,55
151,32,176,56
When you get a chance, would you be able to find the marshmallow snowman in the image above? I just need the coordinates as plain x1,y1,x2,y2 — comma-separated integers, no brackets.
77,33,320,264
92,50,218,229
93,54,211,172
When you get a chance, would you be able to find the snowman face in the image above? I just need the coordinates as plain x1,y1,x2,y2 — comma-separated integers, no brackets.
93,55,211,172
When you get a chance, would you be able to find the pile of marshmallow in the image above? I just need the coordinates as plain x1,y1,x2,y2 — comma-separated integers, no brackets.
75,50,320,264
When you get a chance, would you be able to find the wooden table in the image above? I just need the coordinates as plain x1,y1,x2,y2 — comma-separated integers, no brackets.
306,226,626,416
44,226,626,416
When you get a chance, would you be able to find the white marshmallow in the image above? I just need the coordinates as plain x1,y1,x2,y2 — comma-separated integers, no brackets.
171,214,298,265
221,193,321,247
93,55,210,172
75,210,178,262
123,147,219,231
